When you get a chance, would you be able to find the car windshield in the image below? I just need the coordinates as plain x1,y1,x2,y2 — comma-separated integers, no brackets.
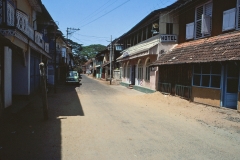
68,72,77,77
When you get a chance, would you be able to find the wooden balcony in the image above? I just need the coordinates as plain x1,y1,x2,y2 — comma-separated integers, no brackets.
45,43,49,53
16,10,34,40
35,31,44,48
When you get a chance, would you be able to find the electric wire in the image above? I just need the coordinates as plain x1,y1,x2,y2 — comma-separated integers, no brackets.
120,0,201,38
66,0,176,45
69,0,198,47
74,0,119,26
75,33,109,39
79,0,130,28
72,35,106,45
117,0,211,60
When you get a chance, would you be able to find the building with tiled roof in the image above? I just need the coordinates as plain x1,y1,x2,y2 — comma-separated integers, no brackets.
152,31,240,65
151,0,240,112
116,0,183,93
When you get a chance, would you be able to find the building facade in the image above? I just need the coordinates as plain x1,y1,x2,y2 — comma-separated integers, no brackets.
116,1,183,93
0,0,51,110
152,0,240,111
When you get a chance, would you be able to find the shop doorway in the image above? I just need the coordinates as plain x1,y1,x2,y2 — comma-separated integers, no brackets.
223,63,239,109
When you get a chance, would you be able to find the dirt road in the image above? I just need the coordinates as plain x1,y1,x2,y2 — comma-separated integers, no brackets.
0,74,240,159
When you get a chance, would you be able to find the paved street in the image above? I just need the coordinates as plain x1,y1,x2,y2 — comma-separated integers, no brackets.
0,74,240,159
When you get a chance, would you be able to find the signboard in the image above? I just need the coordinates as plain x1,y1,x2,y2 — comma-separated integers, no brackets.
160,34,178,42
115,45,123,51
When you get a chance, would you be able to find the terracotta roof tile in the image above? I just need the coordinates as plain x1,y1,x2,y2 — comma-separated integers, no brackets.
151,31,240,66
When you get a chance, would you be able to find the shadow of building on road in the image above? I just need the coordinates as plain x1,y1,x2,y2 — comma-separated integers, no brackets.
0,84,84,159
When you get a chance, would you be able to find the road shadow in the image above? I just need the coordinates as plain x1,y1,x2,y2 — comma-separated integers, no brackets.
0,84,83,159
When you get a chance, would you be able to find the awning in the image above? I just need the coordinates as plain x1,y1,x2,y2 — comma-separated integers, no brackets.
95,65,101,68
117,34,160,62
151,31,240,66
102,62,110,68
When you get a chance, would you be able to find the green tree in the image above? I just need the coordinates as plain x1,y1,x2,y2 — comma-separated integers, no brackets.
66,39,106,70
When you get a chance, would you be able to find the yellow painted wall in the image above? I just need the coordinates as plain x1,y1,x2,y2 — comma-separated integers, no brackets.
56,38,66,48
192,87,221,107
17,0,33,23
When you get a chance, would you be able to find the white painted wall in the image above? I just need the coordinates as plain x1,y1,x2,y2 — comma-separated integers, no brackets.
12,49,30,95
4,47,12,108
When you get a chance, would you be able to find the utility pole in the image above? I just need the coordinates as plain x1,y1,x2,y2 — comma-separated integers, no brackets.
66,27,80,43
110,35,112,85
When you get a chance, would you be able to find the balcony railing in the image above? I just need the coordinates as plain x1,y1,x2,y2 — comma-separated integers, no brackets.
28,25,34,40
16,10,28,35
15,10,36,41
7,1,15,26
45,43,49,53
35,31,44,48
4,7,49,52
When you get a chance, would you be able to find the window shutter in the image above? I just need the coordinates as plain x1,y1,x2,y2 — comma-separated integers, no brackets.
222,8,236,31
201,14,211,34
237,0,240,29
186,22,194,39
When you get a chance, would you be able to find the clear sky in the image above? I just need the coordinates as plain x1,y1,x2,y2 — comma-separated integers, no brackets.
41,0,177,47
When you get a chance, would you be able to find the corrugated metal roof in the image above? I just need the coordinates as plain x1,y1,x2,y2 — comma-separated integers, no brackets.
117,35,160,61
151,31,240,66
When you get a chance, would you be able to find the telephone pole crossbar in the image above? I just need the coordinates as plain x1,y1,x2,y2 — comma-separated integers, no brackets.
66,27,80,43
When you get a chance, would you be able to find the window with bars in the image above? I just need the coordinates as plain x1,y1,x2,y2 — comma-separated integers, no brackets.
193,63,222,89
145,59,150,81
195,1,212,39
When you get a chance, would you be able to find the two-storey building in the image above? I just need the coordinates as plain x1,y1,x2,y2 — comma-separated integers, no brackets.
94,50,105,79
102,38,123,81
116,1,183,93
152,0,240,111
0,0,51,109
